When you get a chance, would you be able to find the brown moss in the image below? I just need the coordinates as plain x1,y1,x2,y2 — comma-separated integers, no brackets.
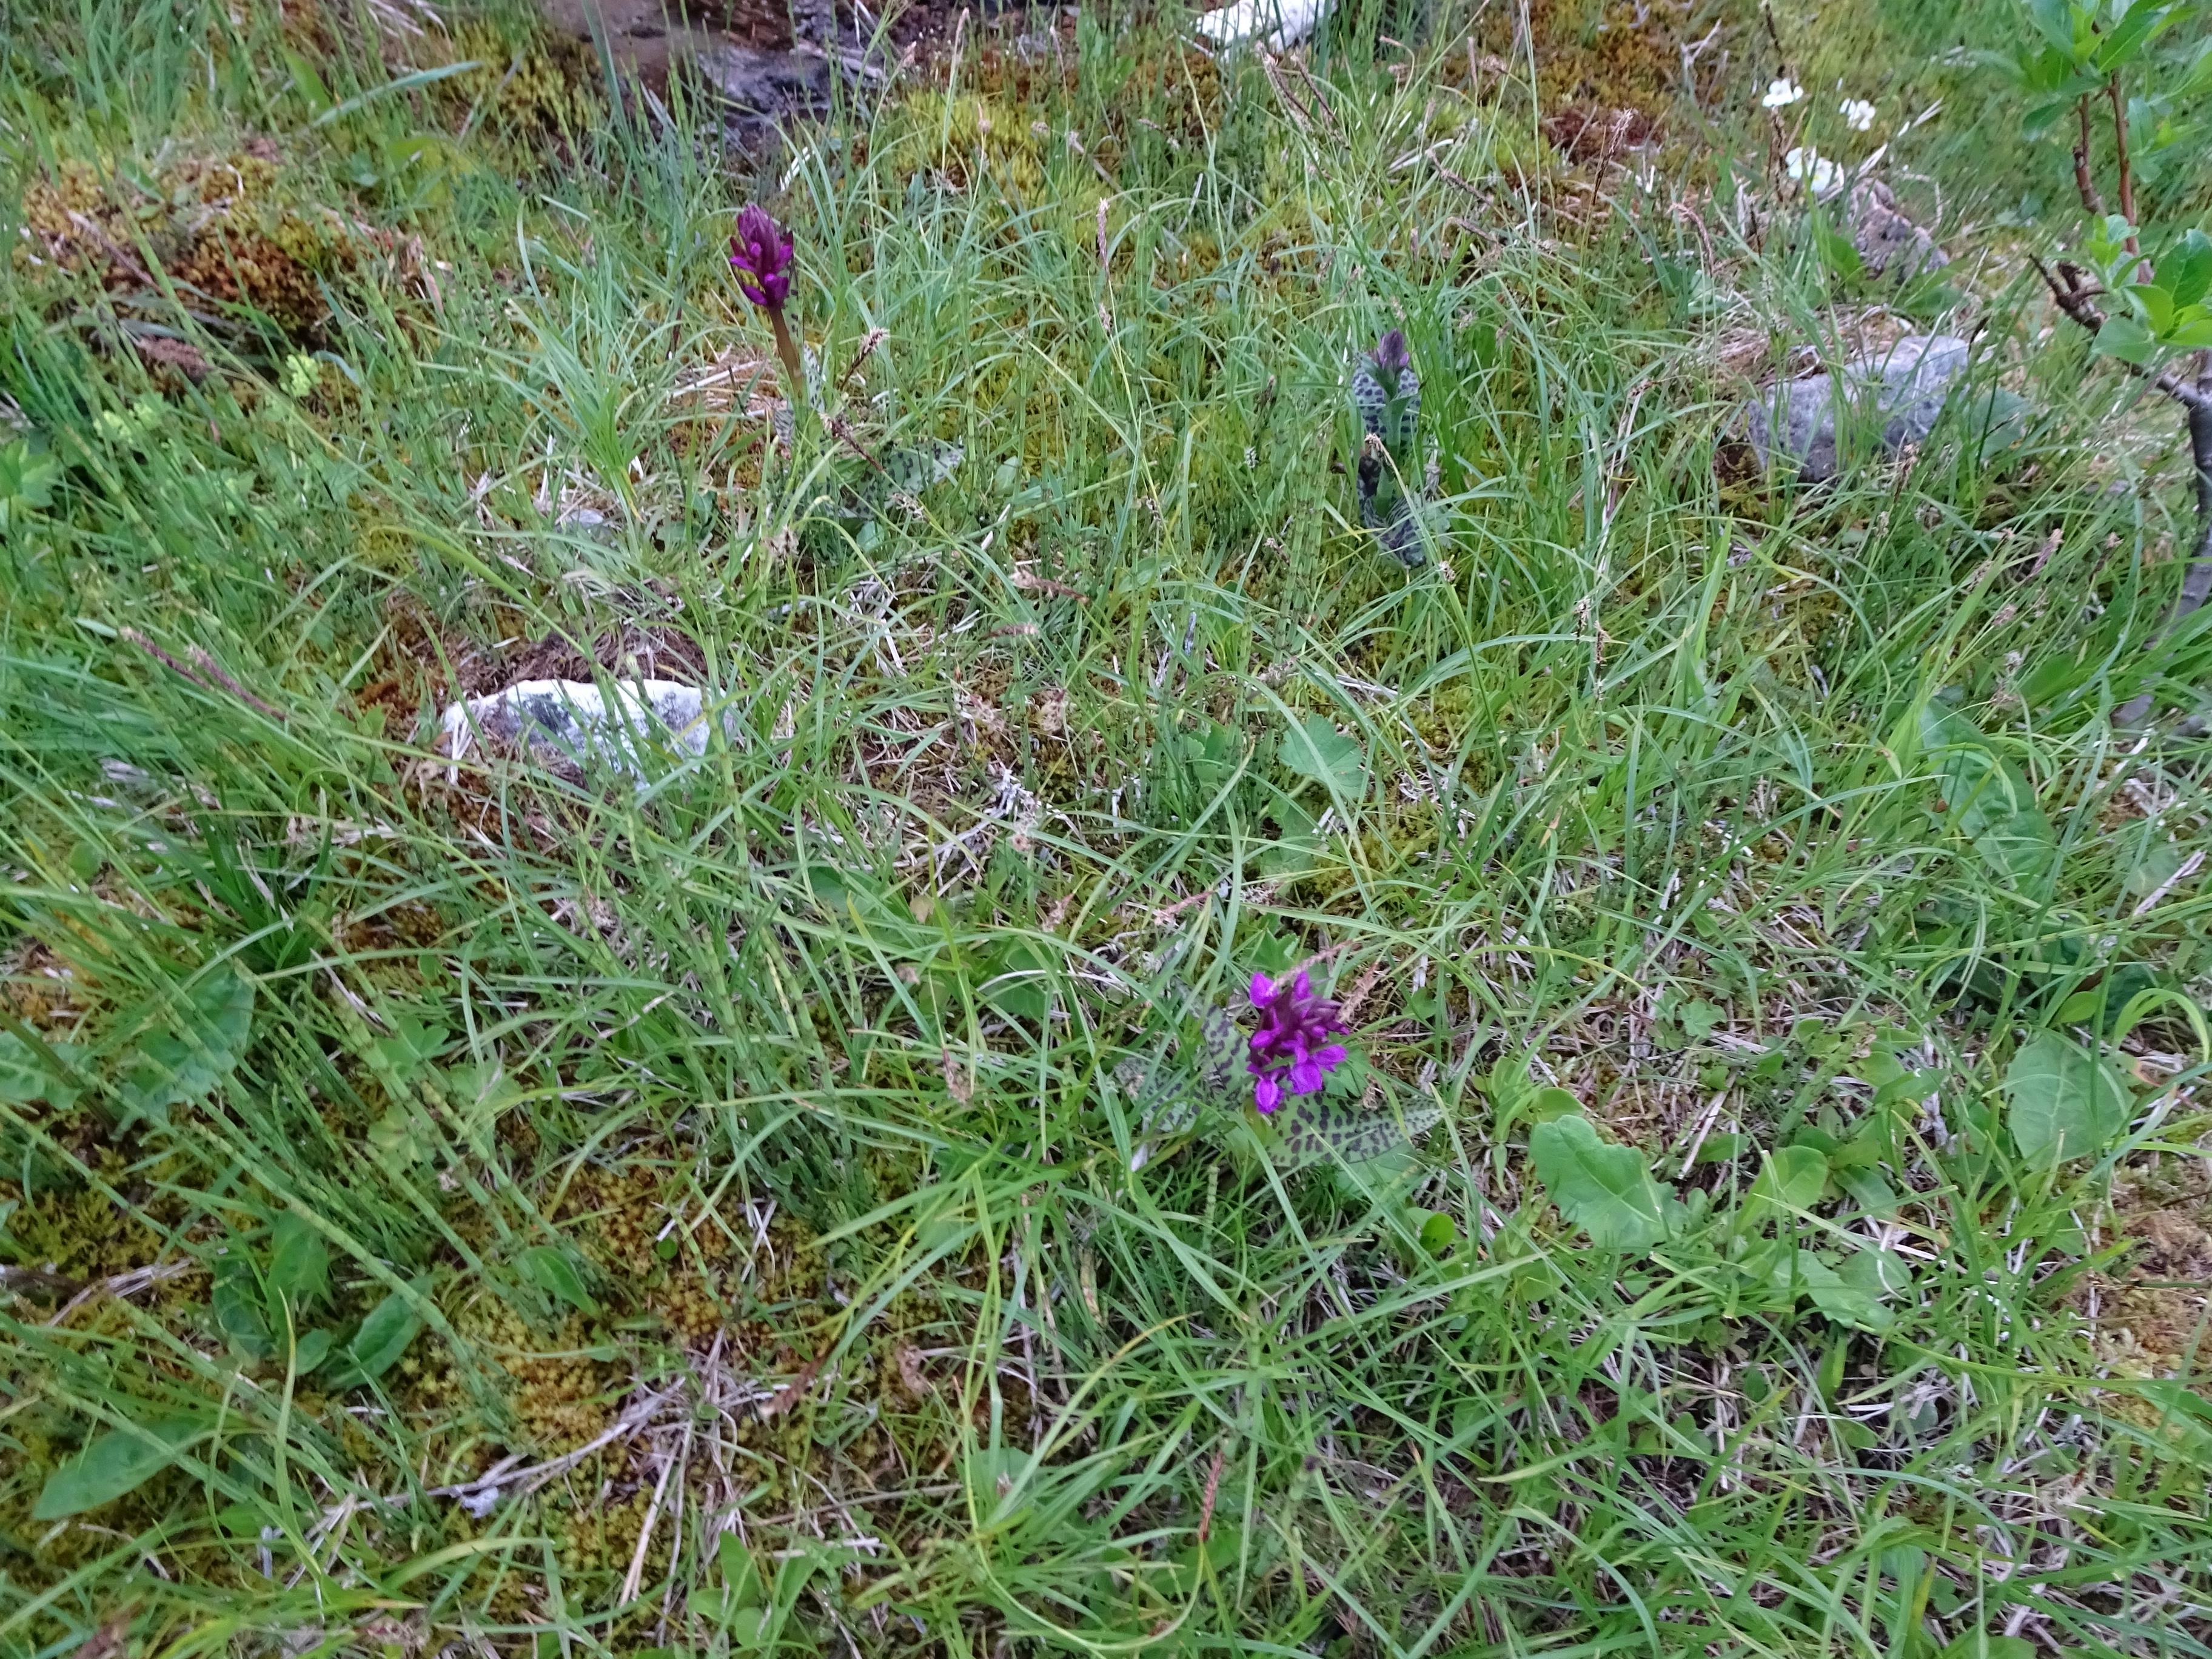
1478,0,1699,112
15,152,361,341
431,22,603,144
4,1168,166,1284
409,1295,618,1455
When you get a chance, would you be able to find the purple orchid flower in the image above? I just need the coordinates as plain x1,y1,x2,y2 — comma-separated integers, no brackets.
1372,327,1411,382
728,204,795,311
729,204,804,398
1245,969,1348,1114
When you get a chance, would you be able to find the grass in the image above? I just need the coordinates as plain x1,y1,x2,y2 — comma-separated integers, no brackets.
2,0,2211,1652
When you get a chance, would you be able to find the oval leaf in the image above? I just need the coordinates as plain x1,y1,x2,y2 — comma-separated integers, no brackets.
2162,228,2212,310
287,1326,333,1374
33,1417,198,1520
212,1254,272,1359
1746,1145,1831,1224
2005,1030,2132,1166
1529,1115,1667,1253
266,1213,330,1312
330,1281,426,1387
517,1244,600,1314
1798,1252,1893,1333
0,1032,85,1109
1277,715,1367,799
119,965,255,1124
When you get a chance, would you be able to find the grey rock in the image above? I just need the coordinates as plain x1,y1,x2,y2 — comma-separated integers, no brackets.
440,679,734,782
1849,180,1948,283
1744,333,1972,483
689,41,831,121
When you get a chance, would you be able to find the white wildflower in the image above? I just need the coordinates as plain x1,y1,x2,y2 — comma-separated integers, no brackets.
1840,98,1877,132
1761,78,1806,109
1785,147,1842,193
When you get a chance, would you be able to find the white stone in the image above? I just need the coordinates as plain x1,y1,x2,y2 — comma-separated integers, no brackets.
440,679,729,782
1194,0,1332,52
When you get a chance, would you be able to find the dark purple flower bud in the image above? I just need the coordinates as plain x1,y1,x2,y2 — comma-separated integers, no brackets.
1245,969,1348,1114
729,203,795,312
1373,329,1410,378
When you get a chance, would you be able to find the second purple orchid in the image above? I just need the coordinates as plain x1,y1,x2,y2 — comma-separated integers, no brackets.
1245,970,1348,1114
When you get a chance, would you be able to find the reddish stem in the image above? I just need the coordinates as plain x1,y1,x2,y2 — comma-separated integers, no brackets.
2107,73,2138,252
2073,96,2105,218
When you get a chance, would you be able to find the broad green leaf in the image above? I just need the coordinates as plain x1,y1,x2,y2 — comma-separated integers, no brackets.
2131,282,2176,337
2091,315,2154,364
1840,1247,1913,1299
212,1254,272,1359
1814,216,1863,281
718,1531,766,1609
1677,999,1724,1039
687,1587,759,1633
2022,0,2077,56
0,438,60,527
1418,1211,1460,1255
1529,1116,1667,1252
2020,93,2073,136
1329,1136,1423,1209
1170,718,1244,804
286,1327,332,1374
441,1060,523,1133
367,1103,436,1168
726,1607,772,1649
2093,0,2180,72
329,1282,426,1387
1834,1163,1902,1216
1799,1252,1893,1333
370,1012,450,1076
2165,229,2212,308
119,966,255,1125
690,1535,769,1635
1256,789,1321,878
1517,1086,1583,1127
1882,1543,1929,1589
2005,1031,2132,1165
1973,806,2056,884
33,1418,198,1520
1278,714,1367,799
1746,1145,1830,1224
980,939,1055,1022
517,1244,599,1314
1917,703,2053,880
265,1214,330,1312
283,45,335,116
2123,839,2187,897
1504,1084,1592,1141
1918,703,2013,836
1692,1131,1748,1165
0,1033,84,1109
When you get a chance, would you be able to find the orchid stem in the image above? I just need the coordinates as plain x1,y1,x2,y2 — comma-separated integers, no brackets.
768,308,806,406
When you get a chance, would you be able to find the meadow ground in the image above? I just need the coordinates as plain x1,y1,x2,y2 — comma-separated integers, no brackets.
2,0,2211,1653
